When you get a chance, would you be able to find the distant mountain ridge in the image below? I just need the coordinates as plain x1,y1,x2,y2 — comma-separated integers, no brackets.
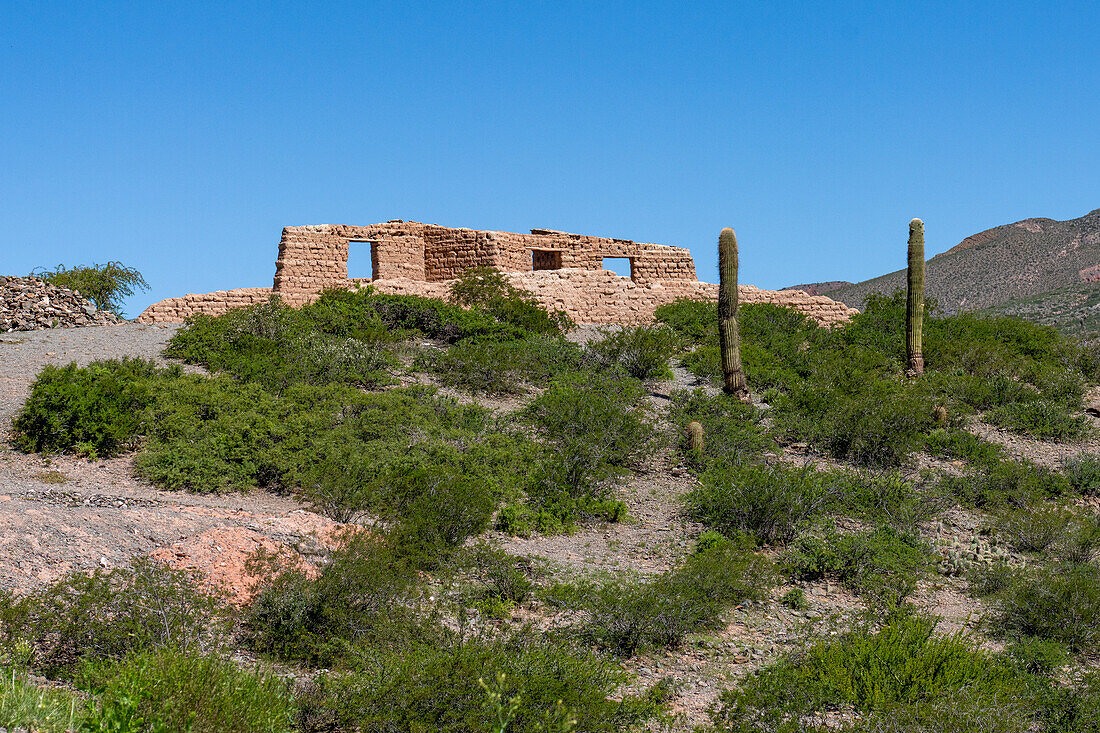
826,208,1100,314
781,281,853,297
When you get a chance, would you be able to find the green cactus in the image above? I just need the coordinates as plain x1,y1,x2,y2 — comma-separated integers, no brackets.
687,420,705,453
906,218,925,375
718,228,750,401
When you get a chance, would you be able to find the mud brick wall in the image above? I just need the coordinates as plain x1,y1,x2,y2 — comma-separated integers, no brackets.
135,287,273,323
137,220,859,327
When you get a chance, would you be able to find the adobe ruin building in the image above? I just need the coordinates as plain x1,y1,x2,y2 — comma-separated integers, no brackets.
137,221,857,325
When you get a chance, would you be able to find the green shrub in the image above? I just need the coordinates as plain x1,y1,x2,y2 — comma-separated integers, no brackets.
567,538,773,656
685,463,834,545
832,471,944,531
1065,453,1100,495
79,650,294,733
423,334,582,394
12,358,166,456
668,389,771,469
243,532,419,664
978,561,1100,654
450,266,573,335
771,374,937,467
1006,636,1070,676
321,287,517,342
939,455,1070,509
846,687,1035,733
710,610,1036,732
992,505,1079,552
0,559,227,678
987,399,1090,441
585,325,679,379
654,297,715,344
164,296,393,392
33,261,149,317
524,372,654,502
470,544,534,608
780,587,808,611
296,630,666,733
781,527,932,602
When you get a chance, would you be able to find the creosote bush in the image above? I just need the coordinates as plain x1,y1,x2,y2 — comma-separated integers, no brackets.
449,266,574,335
0,559,227,679
555,536,773,657
710,610,1041,732
685,463,834,546
521,371,654,510
781,527,932,603
585,325,679,380
295,629,667,733
11,358,167,457
32,261,149,317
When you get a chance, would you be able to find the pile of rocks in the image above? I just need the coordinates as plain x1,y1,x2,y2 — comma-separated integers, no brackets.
0,276,123,331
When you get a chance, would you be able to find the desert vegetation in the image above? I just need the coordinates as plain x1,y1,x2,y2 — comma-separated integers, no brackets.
7,263,1100,731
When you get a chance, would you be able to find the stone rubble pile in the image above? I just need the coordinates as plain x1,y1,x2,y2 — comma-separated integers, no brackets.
0,276,123,332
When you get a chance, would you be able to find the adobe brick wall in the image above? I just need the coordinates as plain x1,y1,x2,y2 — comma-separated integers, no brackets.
135,287,273,323
136,222,858,326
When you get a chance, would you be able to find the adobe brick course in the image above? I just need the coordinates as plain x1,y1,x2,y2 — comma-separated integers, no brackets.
136,222,857,326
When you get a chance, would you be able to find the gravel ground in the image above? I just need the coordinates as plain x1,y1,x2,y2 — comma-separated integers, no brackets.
0,323,342,595
0,323,186,427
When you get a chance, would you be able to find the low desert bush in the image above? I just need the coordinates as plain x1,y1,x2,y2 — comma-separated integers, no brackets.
938,455,1070,509
524,372,654,502
422,333,582,394
709,610,1038,732
832,471,944,531
79,650,294,733
1065,453,1100,495
685,463,835,546
295,629,667,733
165,296,393,391
0,559,227,678
987,399,1090,441
561,538,773,656
32,261,149,317
243,532,419,664
467,545,535,618
11,358,166,457
991,505,1080,553
449,266,573,335
668,389,771,469
976,561,1100,654
585,325,679,380
654,297,715,344
781,527,932,603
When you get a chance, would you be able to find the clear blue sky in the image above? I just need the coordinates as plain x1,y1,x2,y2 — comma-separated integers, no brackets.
3,1,1099,315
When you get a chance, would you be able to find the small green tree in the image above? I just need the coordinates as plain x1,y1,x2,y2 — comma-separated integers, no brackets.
32,261,149,317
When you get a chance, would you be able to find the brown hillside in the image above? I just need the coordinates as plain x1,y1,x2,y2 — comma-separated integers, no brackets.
829,208,1100,313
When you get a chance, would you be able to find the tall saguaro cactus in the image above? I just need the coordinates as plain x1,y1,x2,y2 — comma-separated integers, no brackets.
718,227,750,400
906,218,925,375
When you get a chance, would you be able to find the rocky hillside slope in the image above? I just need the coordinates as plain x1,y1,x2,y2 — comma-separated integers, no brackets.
827,208,1100,313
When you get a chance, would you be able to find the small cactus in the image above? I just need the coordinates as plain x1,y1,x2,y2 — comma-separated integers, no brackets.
906,218,926,375
718,228,750,401
688,421,705,453
933,405,947,427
